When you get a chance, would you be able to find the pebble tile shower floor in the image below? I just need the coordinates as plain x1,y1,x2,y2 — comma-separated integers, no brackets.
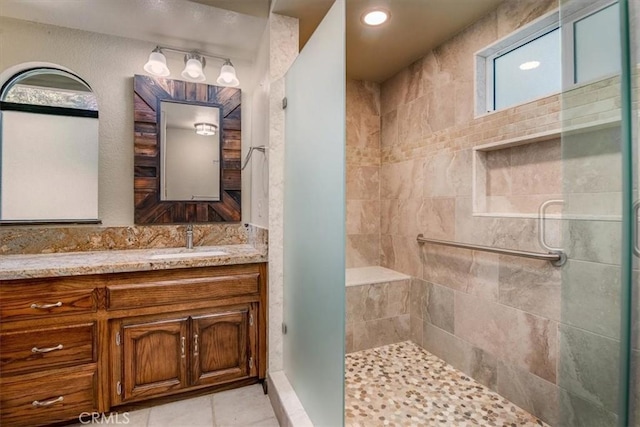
345,342,548,427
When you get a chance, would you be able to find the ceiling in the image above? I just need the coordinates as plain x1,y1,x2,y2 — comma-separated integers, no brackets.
0,0,268,63
0,0,506,83
188,0,271,18
273,0,505,82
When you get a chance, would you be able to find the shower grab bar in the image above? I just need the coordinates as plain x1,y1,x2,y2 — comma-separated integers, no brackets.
416,234,566,267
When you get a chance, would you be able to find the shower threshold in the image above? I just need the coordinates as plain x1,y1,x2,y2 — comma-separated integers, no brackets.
345,342,547,427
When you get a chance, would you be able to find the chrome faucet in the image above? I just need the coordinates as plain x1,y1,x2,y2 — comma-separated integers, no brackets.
186,224,194,249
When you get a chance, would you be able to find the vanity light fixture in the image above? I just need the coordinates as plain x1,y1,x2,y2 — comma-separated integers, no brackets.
362,8,390,26
519,60,541,70
143,46,240,87
194,122,218,136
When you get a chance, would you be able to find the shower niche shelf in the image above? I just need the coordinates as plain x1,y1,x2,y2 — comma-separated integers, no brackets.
472,129,562,219
472,116,624,220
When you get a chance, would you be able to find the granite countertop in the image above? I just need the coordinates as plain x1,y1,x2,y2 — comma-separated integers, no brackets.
0,244,267,280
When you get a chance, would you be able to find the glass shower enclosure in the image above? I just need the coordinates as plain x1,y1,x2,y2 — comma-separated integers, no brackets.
558,0,638,425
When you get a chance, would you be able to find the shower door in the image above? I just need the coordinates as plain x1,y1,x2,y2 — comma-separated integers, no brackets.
283,0,346,426
558,0,638,425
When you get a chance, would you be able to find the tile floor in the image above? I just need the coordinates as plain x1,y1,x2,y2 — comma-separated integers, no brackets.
345,341,548,427
69,384,277,427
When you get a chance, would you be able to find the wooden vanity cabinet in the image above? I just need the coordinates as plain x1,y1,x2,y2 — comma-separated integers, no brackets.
0,277,100,427
0,263,267,427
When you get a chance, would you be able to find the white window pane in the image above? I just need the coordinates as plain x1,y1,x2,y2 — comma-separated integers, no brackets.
574,3,621,84
494,28,561,110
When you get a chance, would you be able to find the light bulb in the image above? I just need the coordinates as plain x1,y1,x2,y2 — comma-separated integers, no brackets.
362,9,390,26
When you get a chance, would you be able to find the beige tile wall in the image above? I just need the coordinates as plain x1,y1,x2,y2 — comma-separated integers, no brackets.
346,80,381,268
371,0,630,424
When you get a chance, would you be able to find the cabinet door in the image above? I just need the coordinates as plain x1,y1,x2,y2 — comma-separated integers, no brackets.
121,317,188,402
191,308,251,386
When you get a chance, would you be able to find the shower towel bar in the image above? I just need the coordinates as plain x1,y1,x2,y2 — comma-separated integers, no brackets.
416,234,566,267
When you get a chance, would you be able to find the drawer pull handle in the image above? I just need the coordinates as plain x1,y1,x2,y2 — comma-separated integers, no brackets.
181,336,186,358
194,334,199,357
32,344,63,354
32,396,64,407
30,302,62,310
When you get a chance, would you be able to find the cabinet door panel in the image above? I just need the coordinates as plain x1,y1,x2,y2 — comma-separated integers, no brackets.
122,318,188,401
191,309,250,386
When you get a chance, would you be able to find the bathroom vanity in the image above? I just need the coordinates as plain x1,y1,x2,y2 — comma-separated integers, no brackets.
0,247,267,427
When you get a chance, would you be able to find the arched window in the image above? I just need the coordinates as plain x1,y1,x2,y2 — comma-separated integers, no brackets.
0,67,100,223
1,67,98,113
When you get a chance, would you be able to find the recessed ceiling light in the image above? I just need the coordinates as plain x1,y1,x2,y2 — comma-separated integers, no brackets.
362,9,390,26
519,61,541,70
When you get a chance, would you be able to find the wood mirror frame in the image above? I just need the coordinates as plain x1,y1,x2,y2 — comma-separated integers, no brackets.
133,75,241,224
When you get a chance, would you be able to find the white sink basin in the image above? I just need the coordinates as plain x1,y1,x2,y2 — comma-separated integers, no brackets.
148,250,228,260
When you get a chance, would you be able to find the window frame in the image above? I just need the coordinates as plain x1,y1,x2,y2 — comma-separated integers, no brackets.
475,0,619,116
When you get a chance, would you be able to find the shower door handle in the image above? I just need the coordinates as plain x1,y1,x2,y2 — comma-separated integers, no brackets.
634,200,640,257
538,199,564,253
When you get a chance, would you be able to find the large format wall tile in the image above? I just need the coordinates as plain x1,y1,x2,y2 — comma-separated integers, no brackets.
381,235,423,277
422,323,498,390
565,219,621,265
559,324,620,413
562,259,621,339
422,244,499,302
381,159,424,200
346,200,380,235
424,281,455,333
496,0,557,38
455,292,557,383
498,256,561,321
381,110,398,150
345,281,410,323
417,197,456,240
496,361,560,426
423,150,472,198
346,166,380,201
351,315,411,352
559,389,618,427
346,234,380,268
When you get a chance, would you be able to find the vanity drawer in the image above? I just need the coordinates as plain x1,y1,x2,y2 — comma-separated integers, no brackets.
0,287,96,322
0,364,97,427
0,323,96,374
107,273,260,310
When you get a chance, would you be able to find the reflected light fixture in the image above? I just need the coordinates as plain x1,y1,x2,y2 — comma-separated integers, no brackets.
362,8,390,26
194,122,218,136
519,61,541,70
143,46,240,87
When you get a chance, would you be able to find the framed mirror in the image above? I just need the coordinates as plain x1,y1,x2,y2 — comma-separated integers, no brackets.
133,75,241,224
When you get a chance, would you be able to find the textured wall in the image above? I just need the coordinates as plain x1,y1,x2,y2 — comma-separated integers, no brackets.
267,13,299,373
375,0,630,424
0,17,256,226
